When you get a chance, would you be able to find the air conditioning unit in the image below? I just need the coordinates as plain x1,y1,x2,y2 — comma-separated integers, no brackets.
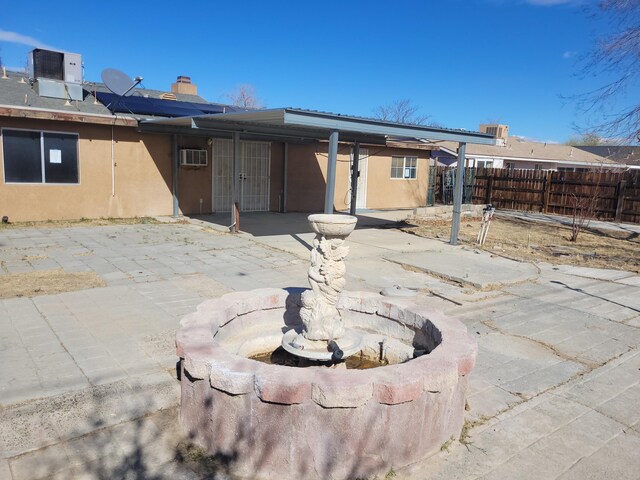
180,149,208,167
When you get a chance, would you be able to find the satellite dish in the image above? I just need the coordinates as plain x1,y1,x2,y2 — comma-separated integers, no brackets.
101,68,142,97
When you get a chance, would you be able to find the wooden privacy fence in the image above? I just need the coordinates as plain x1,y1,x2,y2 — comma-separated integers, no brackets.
468,168,640,224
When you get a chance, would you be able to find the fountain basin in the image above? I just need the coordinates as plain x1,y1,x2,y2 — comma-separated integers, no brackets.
177,288,477,480
308,213,358,237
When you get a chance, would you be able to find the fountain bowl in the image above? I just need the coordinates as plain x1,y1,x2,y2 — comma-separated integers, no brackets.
308,213,358,237
177,288,477,480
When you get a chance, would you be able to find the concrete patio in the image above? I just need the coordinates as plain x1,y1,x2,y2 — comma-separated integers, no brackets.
1,213,639,479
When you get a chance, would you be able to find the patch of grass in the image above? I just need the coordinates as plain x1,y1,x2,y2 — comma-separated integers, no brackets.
459,415,491,447
402,216,640,273
0,216,160,229
440,436,455,452
0,270,106,299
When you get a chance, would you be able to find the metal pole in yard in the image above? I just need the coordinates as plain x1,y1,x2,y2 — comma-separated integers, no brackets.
450,142,467,245
324,131,339,214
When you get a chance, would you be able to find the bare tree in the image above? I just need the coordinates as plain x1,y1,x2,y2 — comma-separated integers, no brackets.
225,84,263,109
565,132,605,146
373,99,431,125
573,0,640,142
568,169,604,242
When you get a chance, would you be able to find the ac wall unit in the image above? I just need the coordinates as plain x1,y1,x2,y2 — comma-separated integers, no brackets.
180,149,208,167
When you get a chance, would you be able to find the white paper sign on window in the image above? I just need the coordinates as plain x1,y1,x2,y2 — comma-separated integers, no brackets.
405,168,411,178
49,149,62,164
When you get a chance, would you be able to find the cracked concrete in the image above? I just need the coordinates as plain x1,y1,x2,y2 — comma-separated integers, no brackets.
1,212,639,479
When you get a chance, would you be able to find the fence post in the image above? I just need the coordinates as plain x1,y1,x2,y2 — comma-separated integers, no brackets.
542,170,553,213
485,170,495,204
615,179,626,222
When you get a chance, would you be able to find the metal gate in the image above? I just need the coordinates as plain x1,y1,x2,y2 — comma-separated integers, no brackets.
212,140,271,212
427,164,437,206
439,167,475,205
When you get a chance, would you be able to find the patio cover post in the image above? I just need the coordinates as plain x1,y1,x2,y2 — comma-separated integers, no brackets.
450,142,467,245
172,134,179,217
324,130,339,214
231,132,241,232
349,142,360,216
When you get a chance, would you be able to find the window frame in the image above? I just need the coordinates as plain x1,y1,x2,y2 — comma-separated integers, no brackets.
1,127,80,185
390,155,418,180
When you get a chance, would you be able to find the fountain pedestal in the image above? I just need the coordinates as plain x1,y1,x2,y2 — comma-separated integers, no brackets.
283,214,363,361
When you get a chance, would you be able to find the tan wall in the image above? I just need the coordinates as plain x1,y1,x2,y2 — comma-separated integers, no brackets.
285,143,430,212
361,147,430,210
0,117,174,221
270,142,284,212
177,136,211,215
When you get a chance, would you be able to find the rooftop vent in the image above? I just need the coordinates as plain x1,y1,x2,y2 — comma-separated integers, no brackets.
160,92,177,101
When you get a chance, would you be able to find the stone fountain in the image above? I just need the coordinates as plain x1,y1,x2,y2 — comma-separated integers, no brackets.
177,214,477,480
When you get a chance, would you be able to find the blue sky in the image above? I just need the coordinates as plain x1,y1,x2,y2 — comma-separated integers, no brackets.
0,0,622,143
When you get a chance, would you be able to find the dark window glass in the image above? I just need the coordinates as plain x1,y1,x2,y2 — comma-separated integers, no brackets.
43,133,78,183
3,130,42,182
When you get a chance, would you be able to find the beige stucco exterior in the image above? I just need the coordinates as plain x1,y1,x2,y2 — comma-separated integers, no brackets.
1,115,432,222
285,143,431,212
0,118,174,221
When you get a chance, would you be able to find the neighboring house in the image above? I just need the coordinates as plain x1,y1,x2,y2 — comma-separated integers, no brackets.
430,124,621,171
1,48,482,222
574,145,640,170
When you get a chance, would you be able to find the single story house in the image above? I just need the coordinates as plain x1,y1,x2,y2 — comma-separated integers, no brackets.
575,145,640,170
429,124,622,171
0,48,495,223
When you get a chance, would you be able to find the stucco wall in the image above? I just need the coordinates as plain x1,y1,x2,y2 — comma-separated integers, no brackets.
177,136,212,215
286,143,430,213
0,118,174,221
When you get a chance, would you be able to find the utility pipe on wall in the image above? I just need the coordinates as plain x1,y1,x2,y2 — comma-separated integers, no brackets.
111,125,115,197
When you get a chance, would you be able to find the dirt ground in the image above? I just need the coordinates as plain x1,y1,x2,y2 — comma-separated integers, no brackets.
401,216,640,274
0,217,159,229
0,270,106,299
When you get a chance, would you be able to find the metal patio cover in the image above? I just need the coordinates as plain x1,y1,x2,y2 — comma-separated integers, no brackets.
139,108,496,145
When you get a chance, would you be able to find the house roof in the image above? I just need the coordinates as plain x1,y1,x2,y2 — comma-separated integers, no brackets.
0,70,107,115
432,136,619,166
0,70,237,122
575,145,640,166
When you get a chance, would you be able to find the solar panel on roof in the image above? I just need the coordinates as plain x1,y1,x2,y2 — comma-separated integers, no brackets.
95,92,234,117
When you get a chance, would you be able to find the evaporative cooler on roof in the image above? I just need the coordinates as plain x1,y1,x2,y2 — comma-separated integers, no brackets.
31,49,65,80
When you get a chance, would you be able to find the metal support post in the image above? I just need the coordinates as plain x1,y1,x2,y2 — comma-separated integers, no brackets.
349,142,360,216
172,134,179,217
231,132,241,232
324,131,339,214
450,142,467,245
283,142,289,213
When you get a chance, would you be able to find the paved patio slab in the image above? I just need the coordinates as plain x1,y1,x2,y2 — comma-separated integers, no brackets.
1,215,639,479
385,248,539,289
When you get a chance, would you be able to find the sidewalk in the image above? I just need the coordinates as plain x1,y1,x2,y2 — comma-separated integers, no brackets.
1,215,639,479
